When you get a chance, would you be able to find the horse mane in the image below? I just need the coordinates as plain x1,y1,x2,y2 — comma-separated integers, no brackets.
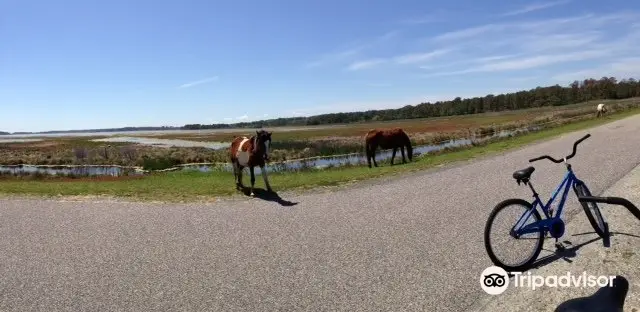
252,135,258,153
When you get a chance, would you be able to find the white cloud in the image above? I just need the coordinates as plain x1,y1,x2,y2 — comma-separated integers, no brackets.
305,48,360,68
346,58,387,71
418,11,640,79
346,49,451,71
552,58,640,82
433,24,502,41
422,50,610,77
177,76,219,88
477,50,608,72
236,115,249,121
500,0,571,17
392,49,451,64
306,31,398,68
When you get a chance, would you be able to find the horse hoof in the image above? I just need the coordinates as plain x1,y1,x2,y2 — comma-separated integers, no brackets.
250,192,255,197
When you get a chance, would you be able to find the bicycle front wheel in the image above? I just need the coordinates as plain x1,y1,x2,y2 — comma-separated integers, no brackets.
484,198,544,272
573,181,608,238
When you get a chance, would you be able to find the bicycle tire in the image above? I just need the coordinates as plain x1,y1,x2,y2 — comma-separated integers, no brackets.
573,181,608,238
484,198,544,272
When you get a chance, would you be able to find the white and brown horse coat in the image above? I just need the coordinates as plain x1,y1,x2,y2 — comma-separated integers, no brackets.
229,130,272,196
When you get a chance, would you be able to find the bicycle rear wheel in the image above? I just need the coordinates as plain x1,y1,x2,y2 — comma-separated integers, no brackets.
573,181,608,238
484,198,544,272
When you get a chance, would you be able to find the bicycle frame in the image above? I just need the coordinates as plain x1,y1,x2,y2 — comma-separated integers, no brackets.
511,165,581,237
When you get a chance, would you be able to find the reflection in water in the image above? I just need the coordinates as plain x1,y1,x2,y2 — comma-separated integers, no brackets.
0,165,141,177
0,125,540,177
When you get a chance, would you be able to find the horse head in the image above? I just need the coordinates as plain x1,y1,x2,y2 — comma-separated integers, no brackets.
252,130,272,161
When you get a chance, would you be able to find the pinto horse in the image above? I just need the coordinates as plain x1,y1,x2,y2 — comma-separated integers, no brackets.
596,103,607,118
364,128,413,168
229,130,273,196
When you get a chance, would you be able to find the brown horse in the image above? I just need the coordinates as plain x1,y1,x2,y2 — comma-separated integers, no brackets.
229,130,273,196
364,128,413,168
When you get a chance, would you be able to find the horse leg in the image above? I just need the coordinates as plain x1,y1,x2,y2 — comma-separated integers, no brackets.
401,146,406,163
232,161,240,189
261,165,273,192
249,166,256,196
237,164,244,189
372,151,378,167
390,147,397,165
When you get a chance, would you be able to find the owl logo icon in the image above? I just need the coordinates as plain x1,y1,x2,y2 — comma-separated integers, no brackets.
480,266,509,295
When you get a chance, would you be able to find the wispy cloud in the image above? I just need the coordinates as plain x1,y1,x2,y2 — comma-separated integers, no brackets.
423,50,609,77
305,48,360,68
433,24,501,42
419,11,640,79
346,48,451,71
306,31,399,68
432,14,599,42
392,49,451,64
552,57,640,82
346,58,387,71
501,0,571,17
178,76,219,89
236,115,249,121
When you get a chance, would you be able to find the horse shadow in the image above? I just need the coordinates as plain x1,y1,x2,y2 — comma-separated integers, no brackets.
239,187,298,207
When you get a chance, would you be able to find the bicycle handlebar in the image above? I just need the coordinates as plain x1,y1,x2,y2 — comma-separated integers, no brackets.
529,133,591,163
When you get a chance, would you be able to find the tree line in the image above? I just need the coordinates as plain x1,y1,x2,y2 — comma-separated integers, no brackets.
2,76,639,135
184,77,640,129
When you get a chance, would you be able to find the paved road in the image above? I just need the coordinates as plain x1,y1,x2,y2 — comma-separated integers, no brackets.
2,115,640,312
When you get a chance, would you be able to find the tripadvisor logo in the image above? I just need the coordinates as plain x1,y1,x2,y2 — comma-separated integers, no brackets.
480,266,509,295
480,266,617,295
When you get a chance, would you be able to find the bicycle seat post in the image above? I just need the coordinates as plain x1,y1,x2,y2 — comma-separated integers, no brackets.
527,179,539,199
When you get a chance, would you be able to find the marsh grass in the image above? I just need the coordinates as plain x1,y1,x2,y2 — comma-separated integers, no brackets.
1,107,638,201
2,98,640,168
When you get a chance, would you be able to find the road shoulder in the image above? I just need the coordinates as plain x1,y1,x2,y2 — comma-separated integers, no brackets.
469,163,640,311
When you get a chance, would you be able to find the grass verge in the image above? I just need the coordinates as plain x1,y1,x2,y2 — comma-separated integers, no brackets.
1,108,639,202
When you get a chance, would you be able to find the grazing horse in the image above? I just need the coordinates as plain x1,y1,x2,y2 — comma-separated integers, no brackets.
229,130,273,196
596,103,607,118
364,128,413,168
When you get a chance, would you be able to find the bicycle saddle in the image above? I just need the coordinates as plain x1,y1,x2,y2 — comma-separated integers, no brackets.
554,275,628,312
513,166,535,184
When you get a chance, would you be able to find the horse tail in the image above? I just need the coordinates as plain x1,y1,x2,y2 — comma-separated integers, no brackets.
364,129,378,167
400,130,413,161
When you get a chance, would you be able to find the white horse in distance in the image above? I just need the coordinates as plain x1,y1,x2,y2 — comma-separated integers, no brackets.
596,103,607,118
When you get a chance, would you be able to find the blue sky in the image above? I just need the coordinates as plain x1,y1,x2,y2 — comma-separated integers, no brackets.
2,0,640,132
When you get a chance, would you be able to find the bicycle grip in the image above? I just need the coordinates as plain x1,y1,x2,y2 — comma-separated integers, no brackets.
577,133,591,143
529,156,545,162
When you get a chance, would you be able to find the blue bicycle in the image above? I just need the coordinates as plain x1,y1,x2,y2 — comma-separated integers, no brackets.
484,133,608,272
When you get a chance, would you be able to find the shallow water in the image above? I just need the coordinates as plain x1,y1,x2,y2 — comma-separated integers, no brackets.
92,136,229,149
0,125,541,177
0,165,142,177
0,138,44,143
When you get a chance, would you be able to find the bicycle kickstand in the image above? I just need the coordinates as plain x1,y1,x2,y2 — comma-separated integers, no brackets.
555,238,566,252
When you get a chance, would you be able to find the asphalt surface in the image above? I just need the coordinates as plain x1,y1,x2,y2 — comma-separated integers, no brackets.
471,160,640,311
1,115,640,312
